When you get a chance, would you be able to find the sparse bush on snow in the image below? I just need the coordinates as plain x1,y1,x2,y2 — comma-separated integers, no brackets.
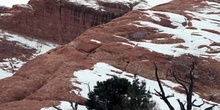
85,76,155,110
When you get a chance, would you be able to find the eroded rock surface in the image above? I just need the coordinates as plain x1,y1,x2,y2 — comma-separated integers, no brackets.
0,0,133,44
0,0,220,109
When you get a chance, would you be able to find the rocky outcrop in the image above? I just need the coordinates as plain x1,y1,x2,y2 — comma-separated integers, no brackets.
0,0,131,44
0,0,220,109
0,6,9,13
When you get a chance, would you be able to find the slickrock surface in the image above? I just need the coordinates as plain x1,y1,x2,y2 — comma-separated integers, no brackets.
0,0,220,109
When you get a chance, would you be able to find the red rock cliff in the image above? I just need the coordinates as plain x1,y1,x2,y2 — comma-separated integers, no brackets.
0,0,131,44
0,0,220,109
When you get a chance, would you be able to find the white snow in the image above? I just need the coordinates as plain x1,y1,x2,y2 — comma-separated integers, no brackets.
15,4,33,10
1,32,57,54
90,39,101,44
2,0,219,110
117,42,135,47
41,101,87,110
0,13,13,17
68,0,101,10
133,0,172,10
0,30,58,80
0,68,12,79
67,0,172,10
0,58,24,78
127,1,220,61
0,0,172,10
52,62,220,110
0,0,29,7
143,10,162,22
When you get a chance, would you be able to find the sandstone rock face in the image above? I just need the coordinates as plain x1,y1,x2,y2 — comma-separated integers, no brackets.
0,6,9,13
0,0,131,44
0,0,220,109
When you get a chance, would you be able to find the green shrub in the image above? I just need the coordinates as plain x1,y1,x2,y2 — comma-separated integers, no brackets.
85,76,154,110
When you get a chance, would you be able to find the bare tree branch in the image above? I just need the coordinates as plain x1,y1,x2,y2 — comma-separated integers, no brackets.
154,62,218,110
165,94,174,99
171,70,188,94
69,101,77,110
177,99,185,110
169,69,189,84
192,100,205,107
205,104,218,110
53,105,62,110
154,63,175,110
186,62,195,110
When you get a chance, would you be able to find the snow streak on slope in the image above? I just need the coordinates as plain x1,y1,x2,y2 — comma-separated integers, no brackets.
0,30,58,79
67,0,172,10
128,1,220,61
68,0,100,10
0,0,29,7
42,62,220,110
133,0,172,10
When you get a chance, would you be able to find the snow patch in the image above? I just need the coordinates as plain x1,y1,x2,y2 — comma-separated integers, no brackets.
90,39,101,44
68,0,172,11
67,0,100,10
68,62,220,110
41,101,87,110
0,13,13,17
0,68,12,79
129,2,220,61
133,0,173,10
0,30,58,79
15,4,33,10
117,42,135,47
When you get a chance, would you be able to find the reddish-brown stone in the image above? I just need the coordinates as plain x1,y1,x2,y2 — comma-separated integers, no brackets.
0,0,220,109
0,0,131,44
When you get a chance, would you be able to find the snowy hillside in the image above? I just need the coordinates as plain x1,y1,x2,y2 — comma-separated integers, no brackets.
129,1,220,61
0,0,219,110
42,62,220,110
41,0,220,110
0,30,58,79
68,0,172,10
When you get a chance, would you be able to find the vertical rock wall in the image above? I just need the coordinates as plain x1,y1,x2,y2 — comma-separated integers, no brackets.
0,0,131,44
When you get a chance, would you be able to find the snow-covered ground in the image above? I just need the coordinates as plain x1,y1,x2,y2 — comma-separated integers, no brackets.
42,62,220,110
127,1,220,61
0,0,172,10
68,0,172,10
1,0,218,109
41,1,220,110
0,30,58,79
0,0,29,7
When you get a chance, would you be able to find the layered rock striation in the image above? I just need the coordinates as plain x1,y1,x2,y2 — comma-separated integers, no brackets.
0,0,131,44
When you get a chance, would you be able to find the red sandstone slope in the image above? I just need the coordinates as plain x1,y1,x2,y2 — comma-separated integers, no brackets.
0,0,220,109
0,0,132,44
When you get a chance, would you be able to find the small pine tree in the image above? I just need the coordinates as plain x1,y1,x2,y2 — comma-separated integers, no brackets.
126,78,154,110
85,76,154,110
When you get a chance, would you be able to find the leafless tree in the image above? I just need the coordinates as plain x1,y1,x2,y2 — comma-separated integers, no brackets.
154,63,175,110
154,62,217,110
53,101,78,110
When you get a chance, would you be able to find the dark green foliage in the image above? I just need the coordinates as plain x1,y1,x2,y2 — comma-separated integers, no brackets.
126,78,153,110
85,76,154,110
